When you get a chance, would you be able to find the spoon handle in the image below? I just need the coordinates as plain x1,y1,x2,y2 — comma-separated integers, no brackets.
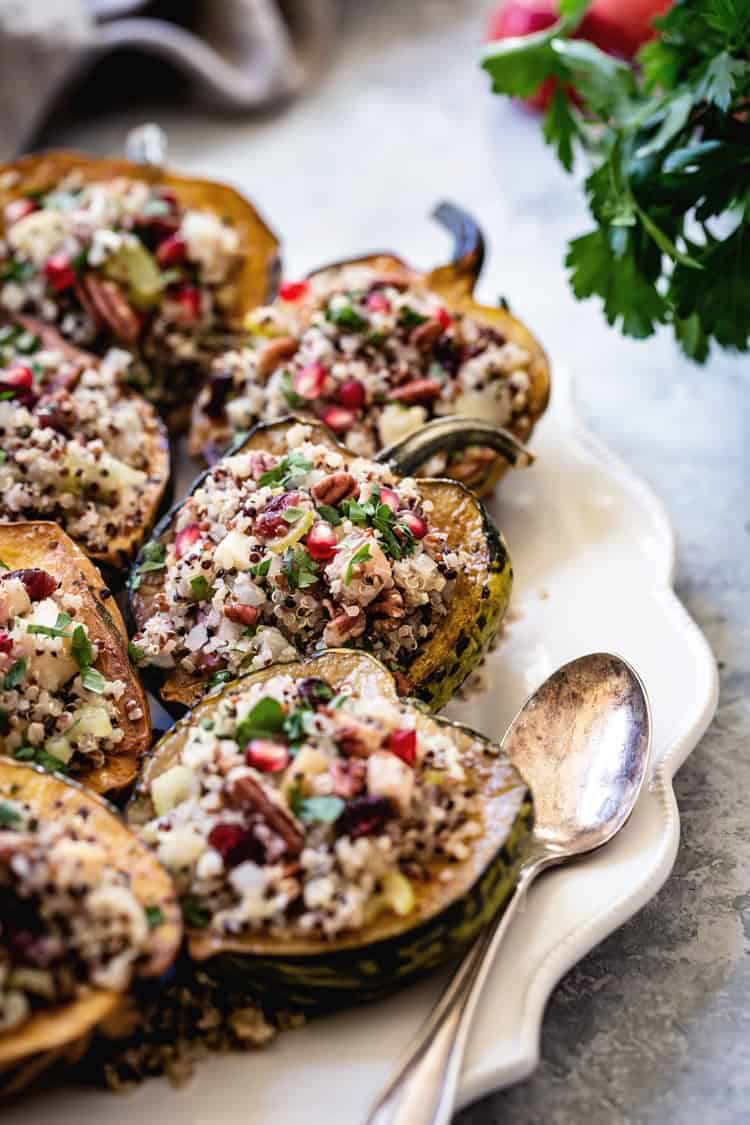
365,858,544,1125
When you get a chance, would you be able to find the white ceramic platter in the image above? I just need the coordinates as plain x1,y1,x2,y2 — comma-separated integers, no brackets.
15,365,718,1124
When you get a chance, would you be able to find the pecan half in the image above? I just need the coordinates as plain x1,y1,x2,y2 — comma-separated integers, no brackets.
255,336,298,380
227,773,304,857
76,274,141,344
410,319,444,351
387,378,444,405
370,587,404,626
224,603,259,627
323,607,366,646
311,471,357,506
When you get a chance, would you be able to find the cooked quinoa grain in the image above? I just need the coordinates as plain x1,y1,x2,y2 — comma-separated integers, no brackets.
140,671,485,940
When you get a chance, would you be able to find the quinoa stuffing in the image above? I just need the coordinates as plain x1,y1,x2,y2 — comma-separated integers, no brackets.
0,568,134,776
191,265,535,477
139,670,485,940
0,322,166,556
0,174,242,409
130,424,467,681
0,796,156,1035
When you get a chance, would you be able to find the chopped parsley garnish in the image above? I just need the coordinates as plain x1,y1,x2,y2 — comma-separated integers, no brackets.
190,575,212,601
81,666,108,694
325,303,366,331
71,625,93,670
344,541,372,585
316,504,341,525
280,370,304,409
258,452,313,489
235,696,285,746
12,745,35,762
26,612,72,638
340,489,415,560
282,506,306,524
14,332,39,355
128,641,145,664
282,546,319,590
145,905,165,929
130,541,166,590
14,745,68,774
249,557,272,578
282,706,310,745
0,800,21,828
398,306,429,328
3,658,26,690
180,895,210,929
208,669,233,690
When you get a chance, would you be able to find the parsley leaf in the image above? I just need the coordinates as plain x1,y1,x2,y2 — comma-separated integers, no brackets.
0,800,21,828
249,556,272,578
180,895,210,929
258,452,312,489
26,612,72,638
71,625,93,670
128,641,145,664
235,696,285,746
81,666,108,694
130,541,166,589
3,658,26,690
344,541,372,585
282,546,318,590
144,905,165,928
316,504,342,525
190,575,212,601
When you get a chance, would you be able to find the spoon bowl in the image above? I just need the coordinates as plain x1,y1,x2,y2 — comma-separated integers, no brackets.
367,651,651,1125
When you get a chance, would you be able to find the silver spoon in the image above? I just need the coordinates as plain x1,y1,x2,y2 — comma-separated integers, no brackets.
366,652,651,1125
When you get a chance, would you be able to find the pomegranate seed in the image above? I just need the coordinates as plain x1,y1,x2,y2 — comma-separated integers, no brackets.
1,365,33,390
379,487,400,512
388,728,417,766
224,603,259,627
0,631,13,655
435,307,453,330
366,291,391,313
278,280,309,302
174,284,202,323
3,568,57,601
306,522,338,562
4,198,37,225
336,378,366,409
207,823,262,868
256,492,305,539
156,234,187,266
319,404,355,436
293,363,328,400
44,253,76,293
174,522,201,559
246,740,290,772
398,510,428,539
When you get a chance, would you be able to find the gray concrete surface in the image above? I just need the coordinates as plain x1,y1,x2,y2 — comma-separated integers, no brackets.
48,1,749,1121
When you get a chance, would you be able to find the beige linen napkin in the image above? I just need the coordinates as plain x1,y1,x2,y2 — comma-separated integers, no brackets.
0,0,335,158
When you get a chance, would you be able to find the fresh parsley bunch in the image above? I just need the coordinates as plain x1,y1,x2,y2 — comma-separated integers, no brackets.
482,0,750,361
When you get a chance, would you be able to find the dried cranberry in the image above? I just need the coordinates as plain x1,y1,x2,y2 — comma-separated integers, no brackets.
0,631,13,655
204,369,234,419
207,823,263,868
3,568,57,601
388,728,417,766
255,492,305,539
293,363,329,400
366,291,391,313
335,795,395,840
336,378,366,409
319,404,355,437
306,521,338,562
35,399,71,435
224,603,259,627
44,252,76,293
174,522,201,559
297,676,334,706
132,213,179,246
156,234,187,266
398,510,428,539
435,307,453,330
246,740,289,772
4,198,37,225
378,487,400,512
278,280,309,302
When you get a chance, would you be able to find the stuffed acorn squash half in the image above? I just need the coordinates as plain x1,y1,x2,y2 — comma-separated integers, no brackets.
128,415,517,714
190,202,549,495
127,649,533,1010
0,313,170,572
0,758,181,1096
0,150,279,431
0,523,151,796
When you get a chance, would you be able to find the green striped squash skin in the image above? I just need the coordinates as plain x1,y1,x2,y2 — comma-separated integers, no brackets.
201,796,532,1012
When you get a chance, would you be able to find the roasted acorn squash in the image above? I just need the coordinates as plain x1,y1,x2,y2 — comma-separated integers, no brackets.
0,150,280,432
127,649,533,1011
128,415,515,714
0,311,170,573
0,758,181,1096
0,522,150,795
189,202,548,495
